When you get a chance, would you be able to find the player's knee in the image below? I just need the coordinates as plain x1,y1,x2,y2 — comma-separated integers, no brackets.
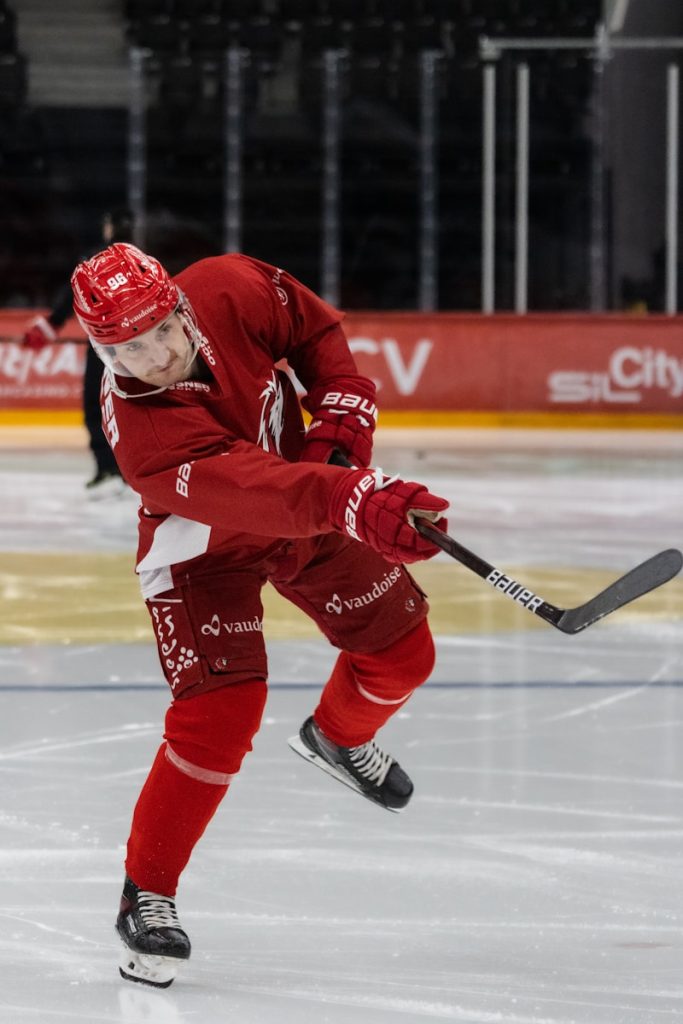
359,619,436,690
164,679,267,776
385,619,435,686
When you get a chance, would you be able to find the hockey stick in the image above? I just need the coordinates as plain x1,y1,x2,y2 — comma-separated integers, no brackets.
328,450,682,635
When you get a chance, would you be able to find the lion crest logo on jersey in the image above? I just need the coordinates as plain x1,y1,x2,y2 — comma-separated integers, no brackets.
257,371,285,455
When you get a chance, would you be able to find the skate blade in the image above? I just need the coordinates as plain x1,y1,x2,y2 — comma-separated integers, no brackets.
287,733,402,813
118,946,180,988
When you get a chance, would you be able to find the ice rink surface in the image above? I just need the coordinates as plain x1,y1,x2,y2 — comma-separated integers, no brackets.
0,426,682,1024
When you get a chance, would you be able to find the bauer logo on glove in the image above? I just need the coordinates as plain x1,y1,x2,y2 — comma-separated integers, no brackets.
329,466,449,565
319,390,377,422
301,377,378,468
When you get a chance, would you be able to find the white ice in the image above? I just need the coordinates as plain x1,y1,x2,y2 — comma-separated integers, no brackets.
0,428,682,1024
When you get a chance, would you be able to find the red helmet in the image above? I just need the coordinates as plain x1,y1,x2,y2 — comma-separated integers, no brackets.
71,243,179,345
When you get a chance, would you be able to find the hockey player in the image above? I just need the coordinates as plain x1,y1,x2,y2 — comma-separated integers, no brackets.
71,242,449,989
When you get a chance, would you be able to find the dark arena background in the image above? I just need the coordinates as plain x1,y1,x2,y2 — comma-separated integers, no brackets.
0,2,682,1022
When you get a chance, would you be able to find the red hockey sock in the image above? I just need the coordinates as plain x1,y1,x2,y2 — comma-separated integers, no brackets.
125,743,227,897
125,680,266,896
314,619,435,746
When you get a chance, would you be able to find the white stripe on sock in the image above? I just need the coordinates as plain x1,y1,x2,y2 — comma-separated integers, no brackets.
355,681,414,706
165,743,235,786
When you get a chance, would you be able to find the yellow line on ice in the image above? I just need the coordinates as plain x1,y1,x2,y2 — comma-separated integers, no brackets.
1,552,680,646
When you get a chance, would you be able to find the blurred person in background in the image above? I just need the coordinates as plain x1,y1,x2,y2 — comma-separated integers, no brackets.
21,209,133,497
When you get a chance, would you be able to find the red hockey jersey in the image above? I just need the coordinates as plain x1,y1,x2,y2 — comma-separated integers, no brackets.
100,254,372,598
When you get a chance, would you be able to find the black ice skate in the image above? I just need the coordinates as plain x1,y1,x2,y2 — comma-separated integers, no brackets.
86,468,127,500
288,716,414,812
116,876,191,988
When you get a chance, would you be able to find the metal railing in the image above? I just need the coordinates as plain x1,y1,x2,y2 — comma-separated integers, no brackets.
127,28,683,314
480,28,683,314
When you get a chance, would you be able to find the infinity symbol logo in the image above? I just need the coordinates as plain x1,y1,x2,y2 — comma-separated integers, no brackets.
325,594,343,615
201,614,221,637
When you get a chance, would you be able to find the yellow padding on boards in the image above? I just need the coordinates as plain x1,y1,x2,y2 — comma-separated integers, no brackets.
1,409,683,429
0,410,85,426
1,552,681,646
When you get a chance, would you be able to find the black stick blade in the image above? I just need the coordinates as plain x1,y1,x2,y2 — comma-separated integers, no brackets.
555,548,683,635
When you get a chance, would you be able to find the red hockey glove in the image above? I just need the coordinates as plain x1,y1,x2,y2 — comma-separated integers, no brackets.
21,316,58,350
301,380,377,468
329,467,449,564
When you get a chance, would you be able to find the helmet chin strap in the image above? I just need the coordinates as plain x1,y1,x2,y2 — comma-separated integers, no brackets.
105,369,171,400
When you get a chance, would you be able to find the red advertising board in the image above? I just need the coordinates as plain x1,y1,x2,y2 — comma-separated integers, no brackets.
1,311,682,417
342,313,683,413
0,314,85,410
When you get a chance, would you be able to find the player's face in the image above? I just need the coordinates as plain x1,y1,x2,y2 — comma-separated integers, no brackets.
114,314,196,386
